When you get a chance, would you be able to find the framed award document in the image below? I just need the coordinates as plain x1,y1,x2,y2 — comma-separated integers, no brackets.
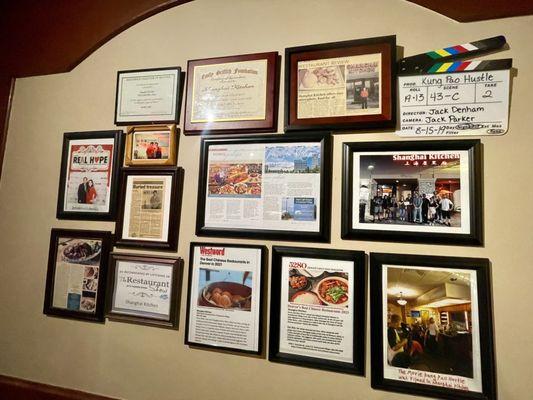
269,246,366,375
124,124,178,166
185,242,267,355
114,66,182,125
43,228,113,323
184,52,278,135
285,35,396,132
341,139,483,245
105,253,183,329
195,132,332,242
56,130,123,221
115,166,184,250
370,253,496,400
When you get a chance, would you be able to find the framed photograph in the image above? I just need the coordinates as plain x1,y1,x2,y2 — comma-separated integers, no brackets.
342,139,482,245
114,66,182,125
285,35,396,132
43,228,112,322
115,166,184,250
185,242,267,355
56,130,123,221
124,124,178,166
184,52,278,135
105,253,183,329
269,246,366,375
196,132,332,242
370,252,496,400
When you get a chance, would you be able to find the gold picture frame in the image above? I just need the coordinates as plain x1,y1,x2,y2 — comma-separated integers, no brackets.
125,124,178,166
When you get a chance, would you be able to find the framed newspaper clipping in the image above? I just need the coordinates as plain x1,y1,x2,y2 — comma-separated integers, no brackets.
184,52,278,135
285,35,396,132
115,166,184,250
43,228,113,323
195,132,332,242
269,246,366,375
185,242,267,355
56,130,123,221
105,253,183,329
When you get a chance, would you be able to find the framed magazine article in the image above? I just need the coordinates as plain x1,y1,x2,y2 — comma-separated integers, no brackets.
114,66,182,125
115,166,184,251
370,252,496,400
269,246,366,375
195,132,332,242
285,35,396,132
184,52,278,135
105,253,183,329
185,242,267,355
43,228,113,323
124,124,178,166
341,139,483,245
56,130,123,221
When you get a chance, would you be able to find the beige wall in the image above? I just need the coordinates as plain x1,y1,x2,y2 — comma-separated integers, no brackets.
1,0,532,399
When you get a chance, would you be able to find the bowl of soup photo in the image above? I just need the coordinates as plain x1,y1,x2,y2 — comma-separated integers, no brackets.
201,281,252,311
316,276,349,307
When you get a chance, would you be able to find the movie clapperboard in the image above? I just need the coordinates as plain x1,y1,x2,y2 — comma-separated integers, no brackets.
397,36,513,136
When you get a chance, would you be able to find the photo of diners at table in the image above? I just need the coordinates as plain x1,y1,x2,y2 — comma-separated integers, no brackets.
384,265,479,381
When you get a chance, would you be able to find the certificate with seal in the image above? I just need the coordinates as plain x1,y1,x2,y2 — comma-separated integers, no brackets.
184,52,278,135
114,66,182,125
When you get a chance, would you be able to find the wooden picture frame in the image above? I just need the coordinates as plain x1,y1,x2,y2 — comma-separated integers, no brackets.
195,132,332,242
56,130,124,221
43,228,113,323
285,35,396,132
115,166,184,251
114,66,182,125
341,139,483,245
105,253,183,329
370,252,496,400
269,246,366,375
124,124,179,166
184,242,267,355
184,52,278,135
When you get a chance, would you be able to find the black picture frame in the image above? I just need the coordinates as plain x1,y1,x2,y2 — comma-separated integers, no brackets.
115,166,184,251
341,139,483,245
114,66,183,126
370,252,496,400
196,132,332,242
105,253,183,329
285,35,396,132
184,242,268,356
269,246,366,375
56,130,124,221
43,228,113,323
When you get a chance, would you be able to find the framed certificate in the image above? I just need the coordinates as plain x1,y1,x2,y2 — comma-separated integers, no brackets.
115,166,184,250
185,242,267,355
105,253,183,329
370,253,496,400
43,228,113,323
285,35,396,131
269,246,366,375
195,132,332,242
114,66,182,125
341,139,483,245
56,130,123,221
184,52,278,135
124,124,178,166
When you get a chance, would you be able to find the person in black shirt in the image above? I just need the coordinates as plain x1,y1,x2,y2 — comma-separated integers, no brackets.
387,314,411,368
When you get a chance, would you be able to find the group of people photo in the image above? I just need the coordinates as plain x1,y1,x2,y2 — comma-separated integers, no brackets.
77,177,97,204
136,141,163,160
366,192,455,227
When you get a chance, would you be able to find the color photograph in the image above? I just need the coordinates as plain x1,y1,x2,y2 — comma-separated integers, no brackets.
132,131,170,160
208,162,262,198
265,145,321,173
197,268,253,311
